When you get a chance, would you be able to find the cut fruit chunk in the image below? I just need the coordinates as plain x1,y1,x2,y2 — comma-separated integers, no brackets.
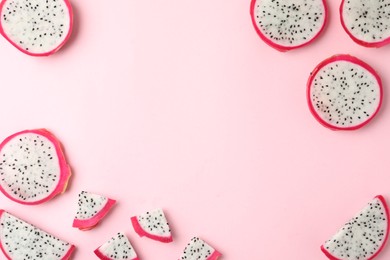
94,232,138,260
131,208,172,243
0,129,72,205
0,210,75,260
179,237,221,260
321,195,389,260
72,191,116,230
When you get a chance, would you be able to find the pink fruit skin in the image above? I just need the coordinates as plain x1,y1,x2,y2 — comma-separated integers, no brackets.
321,195,390,260
72,198,116,230
94,248,139,260
0,129,72,205
340,0,390,48
0,210,75,260
0,0,73,57
307,54,383,131
131,216,173,243
250,0,328,52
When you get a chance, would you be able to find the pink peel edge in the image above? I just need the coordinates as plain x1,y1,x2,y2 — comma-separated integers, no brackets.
131,216,173,243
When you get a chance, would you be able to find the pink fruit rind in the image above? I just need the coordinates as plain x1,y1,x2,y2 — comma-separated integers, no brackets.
340,0,390,48
0,129,72,205
94,248,139,260
250,0,328,52
207,250,222,260
0,0,73,57
321,195,389,260
0,210,75,260
131,216,173,243
307,54,383,131
72,198,116,230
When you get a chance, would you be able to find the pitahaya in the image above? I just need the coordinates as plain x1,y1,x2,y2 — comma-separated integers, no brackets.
340,0,390,48
250,0,328,51
321,195,389,260
307,54,382,130
94,232,139,260
179,237,221,260
0,129,72,205
72,191,116,230
131,208,173,243
0,0,73,56
0,210,75,260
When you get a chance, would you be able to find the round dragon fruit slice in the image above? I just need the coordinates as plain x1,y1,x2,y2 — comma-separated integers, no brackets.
94,232,139,260
179,237,221,260
307,54,382,130
0,0,73,56
321,195,389,260
250,0,328,51
72,191,116,231
0,210,75,260
131,208,173,243
340,0,390,48
0,129,72,205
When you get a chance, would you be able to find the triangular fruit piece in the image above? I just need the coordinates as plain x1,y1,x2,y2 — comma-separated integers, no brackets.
179,237,221,260
0,210,75,260
131,208,173,243
321,195,389,260
94,232,138,260
72,191,116,230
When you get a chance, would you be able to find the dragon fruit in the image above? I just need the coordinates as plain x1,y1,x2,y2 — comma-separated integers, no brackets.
0,129,72,205
340,0,390,48
94,232,138,260
307,54,382,130
321,195,389,260
131,208,173,243
0,0,73,56
0,210,75,260
250,0,328,51
72,191,116,230
179,237,221,260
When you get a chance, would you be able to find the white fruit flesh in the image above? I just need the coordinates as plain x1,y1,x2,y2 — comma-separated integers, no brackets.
137,209,171,237
180,237,216,260
75,191,108,220
96,233,137,260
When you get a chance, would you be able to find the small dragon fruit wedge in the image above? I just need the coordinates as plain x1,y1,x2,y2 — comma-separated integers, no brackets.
72,191,116,231
307,54,382,130
131,208,173,243
340,0,390,47
0,129,72,205
321,195,389,260
94,232,139,260
179,237,221,260
0,210,75,260
250,0,328,51
0,0,73,56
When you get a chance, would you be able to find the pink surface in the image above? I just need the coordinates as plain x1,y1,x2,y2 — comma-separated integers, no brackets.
0,0,390,259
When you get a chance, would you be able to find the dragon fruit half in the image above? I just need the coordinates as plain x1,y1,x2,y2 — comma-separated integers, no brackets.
179,237,221,260
72,191,116,231
250,0,328,51
131,208,173,243
0,129,72,205
307,54,382,130
94,232,139,260
340,0,390,48
0,0,73,56
0,210,75,260
321,195,389,260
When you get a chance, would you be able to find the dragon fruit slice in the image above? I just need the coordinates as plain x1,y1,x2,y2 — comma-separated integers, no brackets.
131,208,173,243
179,237,221,260
307,54,382,130
0,0,73,56
0,210,75,260
250,0,328,51
321,195,389,260
94,232,139,260
340,0,390,48
0,129,72,205
72,191,116,230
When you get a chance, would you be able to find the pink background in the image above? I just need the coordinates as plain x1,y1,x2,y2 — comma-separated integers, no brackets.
0,0,390,259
